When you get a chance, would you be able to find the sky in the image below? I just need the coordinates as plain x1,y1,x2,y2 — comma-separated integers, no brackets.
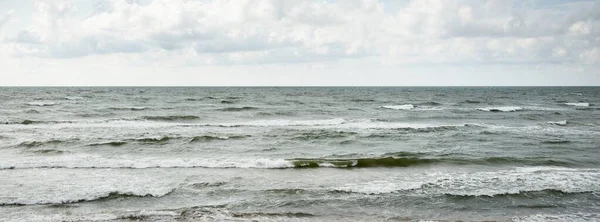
0,0,599,86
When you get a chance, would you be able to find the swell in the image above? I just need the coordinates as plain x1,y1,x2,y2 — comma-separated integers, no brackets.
289,156,573,168
289,130,358,141
0,156,576,170
217,107,259,112
190,135,250,142
443,189,593,198
142,115,200,121
108,107,147,111
0,190,175,206
18,139,72,148
2,120,75,125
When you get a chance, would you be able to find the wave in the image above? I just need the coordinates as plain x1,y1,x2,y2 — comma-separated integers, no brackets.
190,135,250,142
0,153,580,170
288,156,571,168
26,102,58,107
231,212,314,218
418,101,443,106
108,107,147,111
541,140,571,144
334,166,600,195
477,106,523,112
547,120,567,126
31,149,65,154
2,120,77,125
18,139,70,148
290,130,357,140
564,102,590,107
142,115,200,121
88,141,127,146
203,118,347,127
463,100,481,104
381,104,414,110
443,189,589,198
576,107,600,111
135,136,172,143
350,99,376,102
0,190,174,206
217,107,258,111
63,96,84,100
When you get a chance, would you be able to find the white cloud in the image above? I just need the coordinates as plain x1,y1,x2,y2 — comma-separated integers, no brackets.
0,0,599,85
580,48,600,64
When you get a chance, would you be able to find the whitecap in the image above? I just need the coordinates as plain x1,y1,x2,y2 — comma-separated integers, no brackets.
565,102,589,107
477,106,523,112
547,120,567,126
381,104,415,110
25,102,57,107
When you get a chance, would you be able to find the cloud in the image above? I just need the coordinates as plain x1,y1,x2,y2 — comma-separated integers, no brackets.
1,0,599,67
0,9,13,30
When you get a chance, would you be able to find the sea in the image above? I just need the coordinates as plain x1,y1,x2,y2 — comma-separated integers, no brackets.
0,87,599,221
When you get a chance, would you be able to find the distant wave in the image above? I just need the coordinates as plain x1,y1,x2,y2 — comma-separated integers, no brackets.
564,102,590,107
477,106,523,112
547,120,568,126
417,101,443,106
442,189,591,198
108,107,148,111
381,104,414,110
0,190,174,206
217,107,258,111
25,102,58,107
289,130,357,141
190,135,250,142
31,149,65,154
18,139,71,148
350,99,377,102
134,136,173,143
0,155,574,170
88,141,128,147
63,96,84,101
288,156,571,168
142,115,200,121
463,100,482,104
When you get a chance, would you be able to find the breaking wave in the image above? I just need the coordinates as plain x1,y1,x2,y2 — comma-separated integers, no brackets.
217,107,259,111
0,155,575,170
564,102,590,107
477,106,523,112
381,104,414,110
25,102,58,107
142,115,200,121
108,107,148,111
0,190,175,206
190,135,250,142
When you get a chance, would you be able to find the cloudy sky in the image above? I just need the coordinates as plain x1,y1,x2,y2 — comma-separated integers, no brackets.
0,0,598,86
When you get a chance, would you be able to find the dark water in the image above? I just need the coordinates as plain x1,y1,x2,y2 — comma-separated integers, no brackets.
1,87,599,221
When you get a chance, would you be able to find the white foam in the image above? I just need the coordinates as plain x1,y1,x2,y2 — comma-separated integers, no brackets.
0,168,178,205
381,104,415,110
512,213,599,222
565,102,589,107
426,167,600,196
0,154,295,170
212,118,347,127
477,106,523,112
64,96,84,100
547,120,567,126
25,101,58,107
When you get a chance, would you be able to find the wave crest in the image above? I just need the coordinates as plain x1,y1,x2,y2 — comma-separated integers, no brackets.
477,106,523,112
381,104,414,110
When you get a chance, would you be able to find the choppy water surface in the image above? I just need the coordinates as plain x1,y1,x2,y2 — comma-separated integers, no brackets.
1,87,599,221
